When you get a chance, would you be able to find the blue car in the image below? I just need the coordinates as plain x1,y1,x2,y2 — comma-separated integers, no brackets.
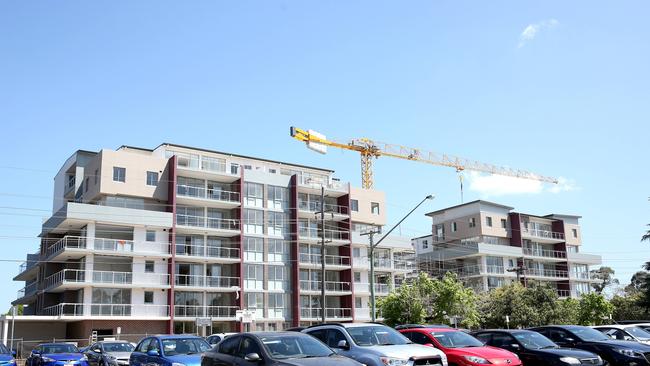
130,335,212,366
0,343,17,366
26,343,88,366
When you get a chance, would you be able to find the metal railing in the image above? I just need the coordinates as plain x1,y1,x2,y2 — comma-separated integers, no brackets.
174,305,238,318
297,176,345,191
298,253,351,266
299,280,351,292
45,236,170,257
526,268,569,279
43,303,169,317
300,307,352,319
45,236,87,257
523,247,567,259
570,272,592,280
352,283,390,294
298,201,349,215
176,214,241,231
17,282,37,299
176,244,240,259
373,258,392,269
394,260,416,271
174,274,240,288
92,270,133,284
522,228,565,241
177,184,240,203
298,227,349,241
44,269,86,288
44,269,169,288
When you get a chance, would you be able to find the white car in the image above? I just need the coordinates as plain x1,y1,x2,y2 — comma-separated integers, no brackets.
592,324,650,344
206,333,237,346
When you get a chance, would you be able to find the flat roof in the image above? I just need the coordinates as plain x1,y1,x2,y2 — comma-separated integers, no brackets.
425,200,514,217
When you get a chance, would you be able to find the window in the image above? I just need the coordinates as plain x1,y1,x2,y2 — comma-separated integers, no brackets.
245,292,264,318
244,237,264,262
326,329,348,349
237,337,262,358
267,186,289,210
145,261,155,273
230,163,239,175
113,167,126,182
451,222,457,232
501,219,507,229
244,264,264,290
268,293,287,318
136,339,152,353
407,332,431,345
146,230,156,242
572,228,578,238
144,291,154,304
84,177,89,192
244,183,264,208
567,245,578,253
486,216,493,227
352,248,361,258
435,224,445,241
219,336,241,355
146,171,159,186
422,240,428,249
243,209,264,235
371,202,380,215
353,272,361,283
94,169,99,185
268,265,287,291
469,217,476,228
350,199,359,212
355,297,362,308
268,212,289,237
268,239,289,262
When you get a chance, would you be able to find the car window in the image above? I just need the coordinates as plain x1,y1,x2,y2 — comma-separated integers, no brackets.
103,343,135,352
549,329,573,342
147,339,160,353
512,332,557,350
237,337,261,358
490,333,516,347
306,329,326,343
208,336,222,345
162,338,211,356
565,327,609,342
260,335,333,360
41,344,80,354
431,331,484,348
473,333,492,344
326,329,347,348
407,332,432,345
346,326,410,346
625,327,650,339
136,339,151,353
219,336,241,355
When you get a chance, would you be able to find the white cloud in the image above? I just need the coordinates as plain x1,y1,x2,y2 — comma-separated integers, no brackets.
466,171,577,197
518,19,559,48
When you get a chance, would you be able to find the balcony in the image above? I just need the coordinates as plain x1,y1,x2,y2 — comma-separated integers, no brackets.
16,282,38,300
173,154,240,182
374,258,393,270
457,264,507,278
523,247,567,260
299,253,351,267
521,228,565,242
45,236,170,259
174,274,240,290
176,185,241,208
43,303,169,318
299,280,351,293
176,214,241,236
297,201,349,221
44,269,169,290
298,228,349,243
15,252,40,280
394,260,416,271
174,305,238,319
353,283,390,295
526,268,569,280
297,176,347,195
300,307,352,320
176,243,240,261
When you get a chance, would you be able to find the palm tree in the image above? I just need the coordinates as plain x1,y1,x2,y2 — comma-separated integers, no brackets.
643,224,650,242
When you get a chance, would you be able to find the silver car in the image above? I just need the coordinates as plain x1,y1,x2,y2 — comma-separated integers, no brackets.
303,323,448,366
85,341,135,366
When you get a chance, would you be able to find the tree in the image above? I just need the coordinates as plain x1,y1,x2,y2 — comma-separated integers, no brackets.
378,272,435,327
555,298,580,324
5,305,23,315
479,283,537,328
625,271,649,295
612,294,646,321
428,272,480,328
577,292,615,325
642,224,650,243
590,266,619,294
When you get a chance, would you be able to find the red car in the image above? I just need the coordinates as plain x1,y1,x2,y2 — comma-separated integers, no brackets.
399,326,522,366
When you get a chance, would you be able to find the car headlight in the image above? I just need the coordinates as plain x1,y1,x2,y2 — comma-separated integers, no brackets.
80,355,89,361
41,357,56,363
172,363,187,366
462,355,489,364
559,357,581,365
380,357,409,366
615,348,641,358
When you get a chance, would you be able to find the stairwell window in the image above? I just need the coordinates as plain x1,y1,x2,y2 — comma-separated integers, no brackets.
350,199,359,212
451,222,457,232
145,261,155,273
572,229,578,238
422,240,428,249
501,219,507,229
469,217,476,228
144,291,154,304
146,230,156,242
146,171,159,186
486,216,493,227
113,167,126,182
371,202,380,215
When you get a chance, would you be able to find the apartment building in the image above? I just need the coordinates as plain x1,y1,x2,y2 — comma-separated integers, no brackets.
12,143,414,339
412,200,602,298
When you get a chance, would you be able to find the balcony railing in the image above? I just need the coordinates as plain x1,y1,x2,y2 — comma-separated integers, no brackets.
45,235,170,257
523,247,567,259
174,274,240,289
174,305,238,318
176,214,241,231
44,269,169,288
298,201,349,215
522,228,565,241
299,280,351,292
373,258,392,269
394,260,416,271
526,268,569,279
45,236,87,257
176,243,240,259
298,253,351,267
297,176,346,192
557,290,571,298
43,303,169,317
300,307,352,319
17,282,37,299
353,283,390,294
299,228,349,241
570,272,592,280
177,184,240,203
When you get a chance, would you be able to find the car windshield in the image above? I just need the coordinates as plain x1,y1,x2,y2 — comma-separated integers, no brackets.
161,338,211,355
430,331,483,348
347,326,410,346
568,327,610,342
0,345,10,354
512,332,558,349
625,327,650,339
42,344,79,354
103,343,135,352
261,335,333,359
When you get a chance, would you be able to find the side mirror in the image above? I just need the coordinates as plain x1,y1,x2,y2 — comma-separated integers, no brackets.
146,350,159,357
93,348,102,353
509,344,520,350
32,350,41,355
337,340,350,350
11,350,16,357
423,343,434,348
244,353,261,362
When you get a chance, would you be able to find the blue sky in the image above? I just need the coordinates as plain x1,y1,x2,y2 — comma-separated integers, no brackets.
1,1,649,309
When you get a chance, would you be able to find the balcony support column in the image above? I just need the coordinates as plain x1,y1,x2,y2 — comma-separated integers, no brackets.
86,222,96,250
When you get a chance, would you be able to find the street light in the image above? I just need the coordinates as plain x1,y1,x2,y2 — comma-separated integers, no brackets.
362,194,434,321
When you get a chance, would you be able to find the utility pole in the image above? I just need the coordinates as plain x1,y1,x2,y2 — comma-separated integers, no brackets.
10,306,15,352
507,260,527,287
319,186,326,323
362,195,434,322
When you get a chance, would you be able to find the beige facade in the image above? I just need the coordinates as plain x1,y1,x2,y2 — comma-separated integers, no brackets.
349,186,386,227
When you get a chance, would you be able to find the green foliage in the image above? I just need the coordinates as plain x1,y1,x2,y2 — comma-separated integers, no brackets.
479,283,535,328
428,272,480,328
378,272,434,327
555,298,580,324
5,305,23,315
612,294,646,321
589,266,619,294
577,292,615,325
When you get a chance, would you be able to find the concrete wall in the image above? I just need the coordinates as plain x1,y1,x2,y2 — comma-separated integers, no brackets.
350,187,386,226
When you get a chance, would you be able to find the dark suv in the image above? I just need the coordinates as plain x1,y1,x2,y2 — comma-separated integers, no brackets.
530,325,650,366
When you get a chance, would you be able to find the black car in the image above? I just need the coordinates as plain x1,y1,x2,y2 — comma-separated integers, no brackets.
200,331,364,366
471,329,604,366
530,325,650,366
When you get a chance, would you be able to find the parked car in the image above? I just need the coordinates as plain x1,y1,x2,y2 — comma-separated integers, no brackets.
302,322,448,366
593,325,650,345
201,331,365,366
206,334,237,347
471,329,603,366
85,341,135,366
394,324,450,330
0,343,17,366
399,326,522,366
130,335,212,366
284,327,306,332
628,323,650,334
530,325,650,366
26,343,89,366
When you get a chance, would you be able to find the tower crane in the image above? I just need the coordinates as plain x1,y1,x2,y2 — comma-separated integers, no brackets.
290,126,558,192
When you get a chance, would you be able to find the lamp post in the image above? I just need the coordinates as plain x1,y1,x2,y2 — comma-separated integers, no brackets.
362,195,434,321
